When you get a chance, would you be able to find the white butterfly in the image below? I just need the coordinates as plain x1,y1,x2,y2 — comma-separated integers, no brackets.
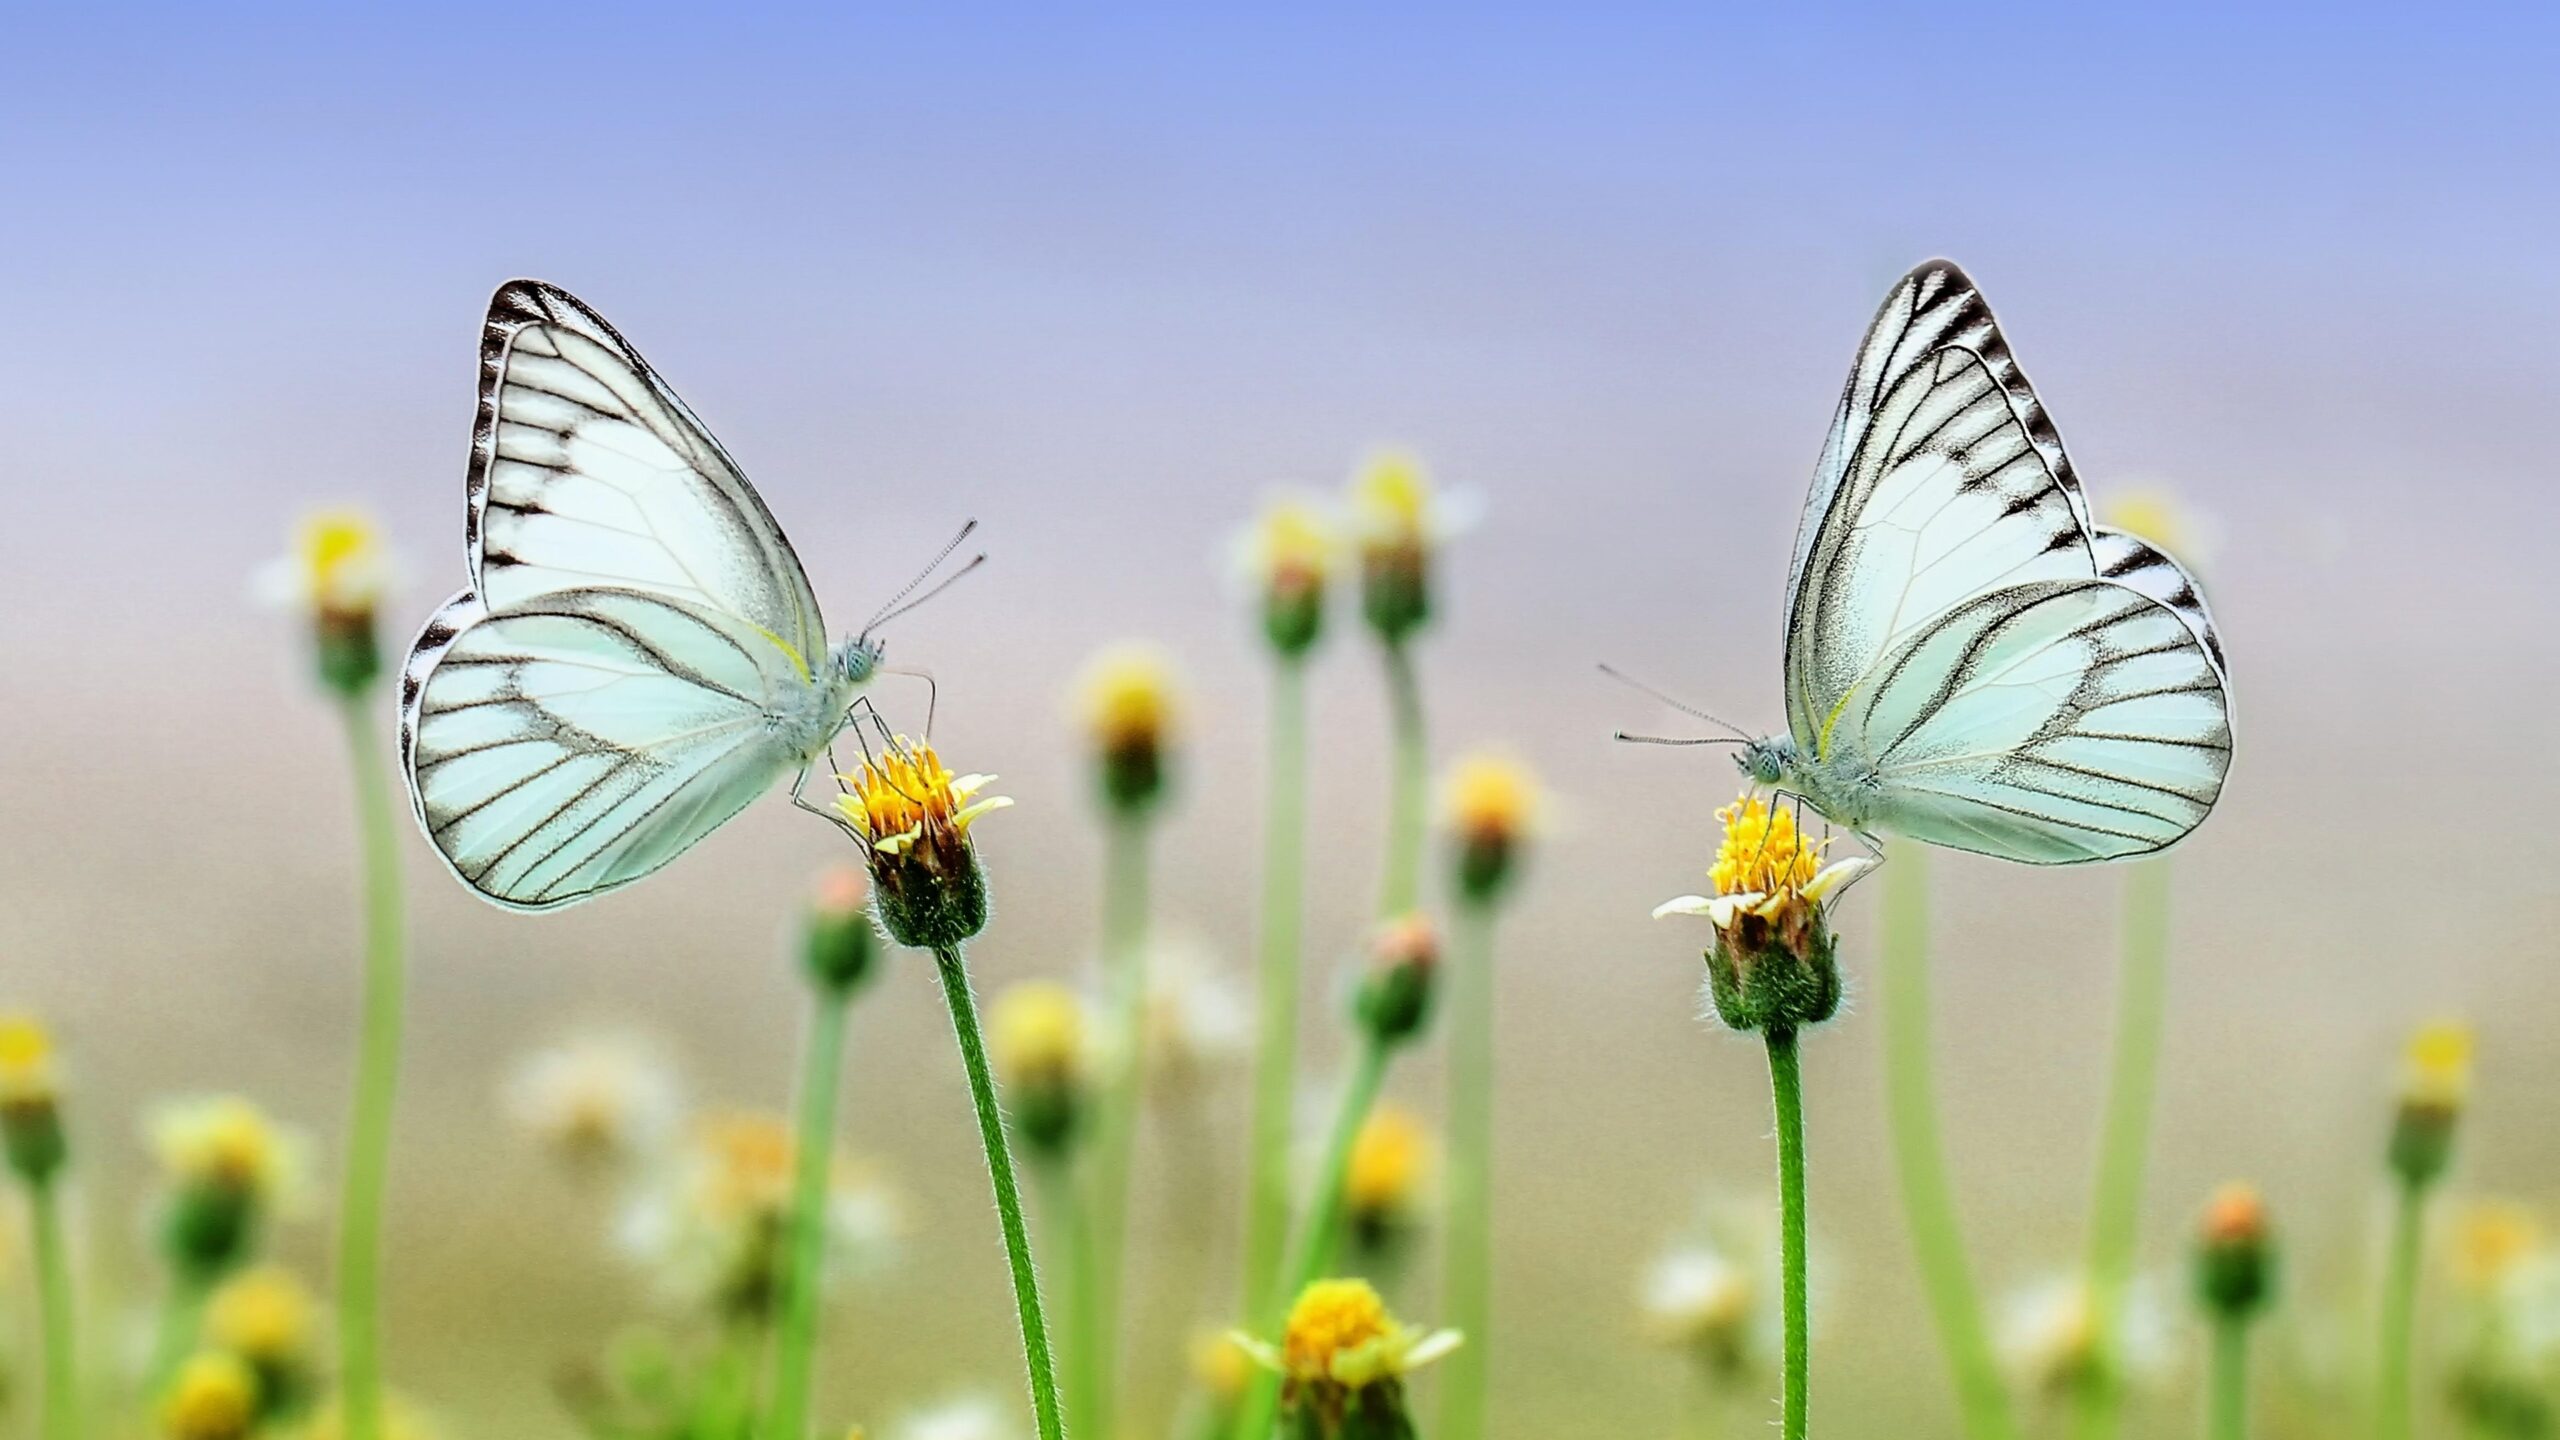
400,281,936,910
1729,260,2232,864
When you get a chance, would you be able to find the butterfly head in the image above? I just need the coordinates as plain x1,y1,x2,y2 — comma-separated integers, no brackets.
832,636,887,685
1738,736,1795,789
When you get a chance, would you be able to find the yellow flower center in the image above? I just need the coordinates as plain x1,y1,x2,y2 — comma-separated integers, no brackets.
1447,754,1536,846
991,981,1087,1085
0,1013,55,1102
1077,646,1178,754
1192,1329,1255,1401
296,510,386,614
1351,450,1432,548
697,1112,798,1218
2403,1019,2474,1110
162,1353,258,1440
163,1098,280,1190
207,1266,315,1363
1710,793,1825,899
834,739,1004,854
1283,1278,1394,1379
1251,498,1335,590
1345,1105,1428,1214
2456,1201,2543,1291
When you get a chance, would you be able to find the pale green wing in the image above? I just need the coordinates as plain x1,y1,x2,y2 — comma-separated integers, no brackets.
402,587,807,911
465,281,828,668
1848,578,2231,863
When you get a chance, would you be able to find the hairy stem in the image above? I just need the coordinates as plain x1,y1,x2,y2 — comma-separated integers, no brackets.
1768,1027,1812,1440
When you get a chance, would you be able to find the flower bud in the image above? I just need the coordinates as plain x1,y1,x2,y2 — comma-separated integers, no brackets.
1444,754,1537,907
2192,1182,2276,1320
1349,451,1444,647
990,980,1091,1160
0,1014,68,1185
1355,916,1439,1048
1239,1277,1459,1440
1239,495,1336,660
803,865,880,994
1344,1104,1431,1257
258,511,395,699
1654,795,1866,1036
161,1352,259,1440
1075,645,1179,818
2390,1019,2471,1188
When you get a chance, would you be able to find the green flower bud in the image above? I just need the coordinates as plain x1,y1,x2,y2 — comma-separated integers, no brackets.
803,866,880,994
1356,917,1439,1048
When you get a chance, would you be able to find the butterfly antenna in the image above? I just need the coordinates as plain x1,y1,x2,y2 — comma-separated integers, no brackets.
1612,731,1748,747
868,553,986,631
861,519,981,635
1595,663,1753,741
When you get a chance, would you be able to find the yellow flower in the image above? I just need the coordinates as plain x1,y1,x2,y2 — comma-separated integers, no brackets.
2456,1202,2544,1293
257,509,395,621
2402,1019,2474,1112
1344,1104,1431,1221
1252,1277,1461,1392
1348,450,1441,553
2100,487,2214,569
1076,644,1179,754
622,1111,903,1315
1240,494,1337,596
503,1034,682,1167
149,1096,308,1204
835,739,1009,859
991,981,1089,1089
0,1013,57,1105
1445,751,1540,902
162,1352,259,1440
1653,791,1871,930
206,1265,318,1366
1641,1244,1758,1360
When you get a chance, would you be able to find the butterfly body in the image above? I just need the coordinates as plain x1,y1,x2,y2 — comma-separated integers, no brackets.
1740,261,2232,866
401,281,892,911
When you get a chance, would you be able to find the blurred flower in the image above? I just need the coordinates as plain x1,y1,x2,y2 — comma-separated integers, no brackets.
1444,751,1540,905
2458,1202,2547,1294
1343,1103,1432,1252
1999,1271,2172,1402
804,863,881,994
161,1351,258,1440
1074,643,1180,816
835,738,1008,950
885,1395,1015,1440
1191,1327,1255,1411
503,1034,682,1171
990,979,1092,1158
1347,449,1471,645
2447,1204,2560,1437
1654,792,1866,1034
1234,491,1338,657
2100,486,2218,571
2392,1018,2472,1187
620,1111,902,1319
1139,937,1252,1087
148,1096,310,1280
256,509,397,695
1642,1245,1758,1373
0,1012,66,1183
1238,1277,1459,1437
205,1265,319,1416
1355,915,1439,1048
290,1393,438,1440
2193,1182,2276,1320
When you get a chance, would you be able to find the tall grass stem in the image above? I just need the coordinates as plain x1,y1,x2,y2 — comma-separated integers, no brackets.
1881,850,2019,1440
1242,657,1310,1315
2377,1174,2427,1440
1438,899,1498,1440
31,1176,78,1440
1090,810,1152,1433
2210,1314,2250,1440
334,693,407,1440
1377,641,1427,919
767,986,853,1440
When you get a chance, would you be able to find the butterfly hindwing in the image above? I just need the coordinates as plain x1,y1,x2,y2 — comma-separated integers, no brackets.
403,586,810,911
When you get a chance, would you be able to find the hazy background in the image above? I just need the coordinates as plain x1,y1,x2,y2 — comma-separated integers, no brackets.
4,4,2558,1435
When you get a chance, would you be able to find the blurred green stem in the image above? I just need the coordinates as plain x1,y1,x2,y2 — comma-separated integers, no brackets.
2210,1313,2250,1440
1242,655,1310,1316
335,691,407,1440
1090,808,1153,1433
1438,899,1497,1440
2073,858,2175,1440
1036,1158,1105,1440
30,1176,78,1440
1231,1033,1394,1440
1377,639,1427,919
766,983,852,1440
933,946,1068,1440
1768,1026,1811,1440
147,1271,212,1397
1881,850,2019,1440
2377,1174,2427,1440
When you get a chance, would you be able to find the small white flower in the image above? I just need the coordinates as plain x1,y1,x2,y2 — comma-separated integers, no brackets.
505,1033,683,1168
888,1394,1016,1440
1998,1271,2174,1399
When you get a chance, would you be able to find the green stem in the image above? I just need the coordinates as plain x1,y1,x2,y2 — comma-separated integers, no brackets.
2210,1314,2250,1440
1231,1035,1395,1440
767,985,853,1440
1767,1027,1812,1440
1243,656,1310,1316
1037,1159,1106,1440
1880,850,2020,1440
1377,639,1427,920
1438,900,1498,1440
335,692,407,1440
2073,858,2174,1440
147,1270,212,1397
932,947,1069,1440
2377,1175,2428,1440
30,1176,78,1440
1090,809,1153,1435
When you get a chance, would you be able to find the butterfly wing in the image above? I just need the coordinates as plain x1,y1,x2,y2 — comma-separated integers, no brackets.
466,281,828,668
402,587,815,910
1840,578,2231,863
1782,261,2230,861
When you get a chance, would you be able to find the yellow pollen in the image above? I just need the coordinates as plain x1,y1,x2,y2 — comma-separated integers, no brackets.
1710,793,1825,899
833,738,1002,853
295,509,387,614
1283,1278,1394,1378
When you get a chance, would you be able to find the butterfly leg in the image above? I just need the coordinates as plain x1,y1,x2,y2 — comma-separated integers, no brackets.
875,664,941,738
791,765,866,841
